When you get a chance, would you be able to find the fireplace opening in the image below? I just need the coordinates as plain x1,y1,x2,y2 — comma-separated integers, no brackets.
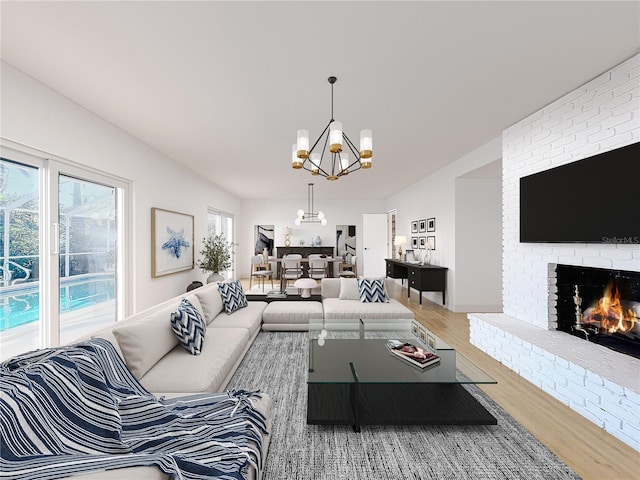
555,265,640,359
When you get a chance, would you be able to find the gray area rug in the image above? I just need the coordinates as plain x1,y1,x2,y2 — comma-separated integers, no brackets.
227,332,581,480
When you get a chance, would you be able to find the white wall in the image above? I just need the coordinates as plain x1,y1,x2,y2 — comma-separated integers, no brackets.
1,62,242,313
387,137,502,311
240,198,387,278
502,54,640,329
455,177,502,311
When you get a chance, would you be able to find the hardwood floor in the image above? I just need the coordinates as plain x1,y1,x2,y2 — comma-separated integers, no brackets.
241,278,639,479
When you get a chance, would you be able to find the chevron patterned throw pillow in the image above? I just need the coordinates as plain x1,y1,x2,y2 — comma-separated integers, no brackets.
218,280,248,314
357,278,389,303
170,298,206,355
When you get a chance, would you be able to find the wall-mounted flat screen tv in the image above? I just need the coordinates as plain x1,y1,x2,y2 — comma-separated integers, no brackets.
520,142,639,244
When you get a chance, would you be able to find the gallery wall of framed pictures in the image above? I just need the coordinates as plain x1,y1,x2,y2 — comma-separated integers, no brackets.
410,217,436,252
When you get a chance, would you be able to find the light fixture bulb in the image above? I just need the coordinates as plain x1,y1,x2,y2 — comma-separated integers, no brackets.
310,152,321,175
360,129,373,160
329,121,343,153
295,217,301,226
297,208,305,217
317,211,325,220
291,144,302,169
321,218,327,226
297,129,309,159
340,154,349,173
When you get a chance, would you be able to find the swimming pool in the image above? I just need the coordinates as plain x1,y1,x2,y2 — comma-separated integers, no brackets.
0,273,115,331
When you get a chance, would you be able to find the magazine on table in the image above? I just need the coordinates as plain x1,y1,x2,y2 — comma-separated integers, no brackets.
386,339,440,369
266,290,287,298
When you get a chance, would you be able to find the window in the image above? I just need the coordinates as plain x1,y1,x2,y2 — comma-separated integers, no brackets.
0,147,129,360
207,209,235,279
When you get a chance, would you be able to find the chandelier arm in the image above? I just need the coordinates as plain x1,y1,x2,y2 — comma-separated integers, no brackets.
343,135,363,171
308,120,333,154
343,133,361,160
307,129,333,178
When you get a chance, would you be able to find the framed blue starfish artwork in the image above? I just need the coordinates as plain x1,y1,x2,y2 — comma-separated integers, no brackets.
151,207,194,277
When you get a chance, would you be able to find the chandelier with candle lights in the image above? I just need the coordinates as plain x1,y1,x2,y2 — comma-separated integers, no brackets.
292,76,372,180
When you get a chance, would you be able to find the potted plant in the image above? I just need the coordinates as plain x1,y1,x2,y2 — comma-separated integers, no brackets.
197,234,233,283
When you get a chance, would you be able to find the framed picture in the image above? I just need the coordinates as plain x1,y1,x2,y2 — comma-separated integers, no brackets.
151,207,194,278
254,224,274,255
419,327,427,344
427,217,436,232
411,236,419,249
419,236,426,249
427,334,436,351
418,219,426,233
427,236,436,251
411,221,418,234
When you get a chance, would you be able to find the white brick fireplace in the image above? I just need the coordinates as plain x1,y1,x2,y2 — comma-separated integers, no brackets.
469,54,640,451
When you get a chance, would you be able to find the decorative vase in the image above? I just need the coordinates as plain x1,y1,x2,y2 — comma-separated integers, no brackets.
207,273,225,284
315,235,322,246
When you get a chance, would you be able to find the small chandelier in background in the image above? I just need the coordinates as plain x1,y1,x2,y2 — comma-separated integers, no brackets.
292,76,372,181
295,183,327,226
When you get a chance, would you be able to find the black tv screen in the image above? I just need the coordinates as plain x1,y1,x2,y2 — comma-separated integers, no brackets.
519,142,640,244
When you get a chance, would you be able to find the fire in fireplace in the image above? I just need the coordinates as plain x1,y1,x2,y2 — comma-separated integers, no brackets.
556,265,640,359
581,283,638,334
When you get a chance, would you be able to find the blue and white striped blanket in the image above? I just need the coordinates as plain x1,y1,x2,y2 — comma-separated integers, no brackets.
0,338,267,480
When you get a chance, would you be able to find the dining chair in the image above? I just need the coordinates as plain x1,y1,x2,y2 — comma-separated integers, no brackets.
250,255,273,291
308,254,328,280
281,254,303,289
338,255,357,278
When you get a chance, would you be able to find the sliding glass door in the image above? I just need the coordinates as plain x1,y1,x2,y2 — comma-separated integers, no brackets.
58,174,118,344
0,159,41,357
0,150,128,360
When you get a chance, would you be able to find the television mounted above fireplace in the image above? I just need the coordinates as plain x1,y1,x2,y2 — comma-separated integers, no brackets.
519,142,640,244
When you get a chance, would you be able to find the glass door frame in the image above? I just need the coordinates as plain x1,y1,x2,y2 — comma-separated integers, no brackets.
0,140,132,350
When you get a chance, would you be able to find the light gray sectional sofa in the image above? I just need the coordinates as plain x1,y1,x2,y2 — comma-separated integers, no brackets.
6,276,413,480
71,281,271,480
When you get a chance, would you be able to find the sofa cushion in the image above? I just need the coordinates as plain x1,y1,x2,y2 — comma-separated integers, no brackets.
193,283,224,324
209,301,266,336
170,298,206,355
112,302,181,379
262,301,324,328
357,278,389,303
338,278,360,300
322,298,414,320
218,280,248,314
139,327,250,393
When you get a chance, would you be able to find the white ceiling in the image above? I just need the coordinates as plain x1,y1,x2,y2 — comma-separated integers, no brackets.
1,1,639,201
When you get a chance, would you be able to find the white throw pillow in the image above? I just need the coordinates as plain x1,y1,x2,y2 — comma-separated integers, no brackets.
339,277,360,300
112,303,179,379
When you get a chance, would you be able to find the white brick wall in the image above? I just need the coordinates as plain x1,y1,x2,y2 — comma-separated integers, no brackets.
477,54,640,452
469,313,640,451
502,54,640,329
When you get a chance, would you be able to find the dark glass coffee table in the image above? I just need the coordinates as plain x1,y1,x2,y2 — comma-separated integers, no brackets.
307,319,497,432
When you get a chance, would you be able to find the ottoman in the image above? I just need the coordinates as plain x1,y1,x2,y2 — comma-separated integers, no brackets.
261,301,324,331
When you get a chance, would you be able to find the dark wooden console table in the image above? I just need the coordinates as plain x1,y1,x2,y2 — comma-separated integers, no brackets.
385,259,447,305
